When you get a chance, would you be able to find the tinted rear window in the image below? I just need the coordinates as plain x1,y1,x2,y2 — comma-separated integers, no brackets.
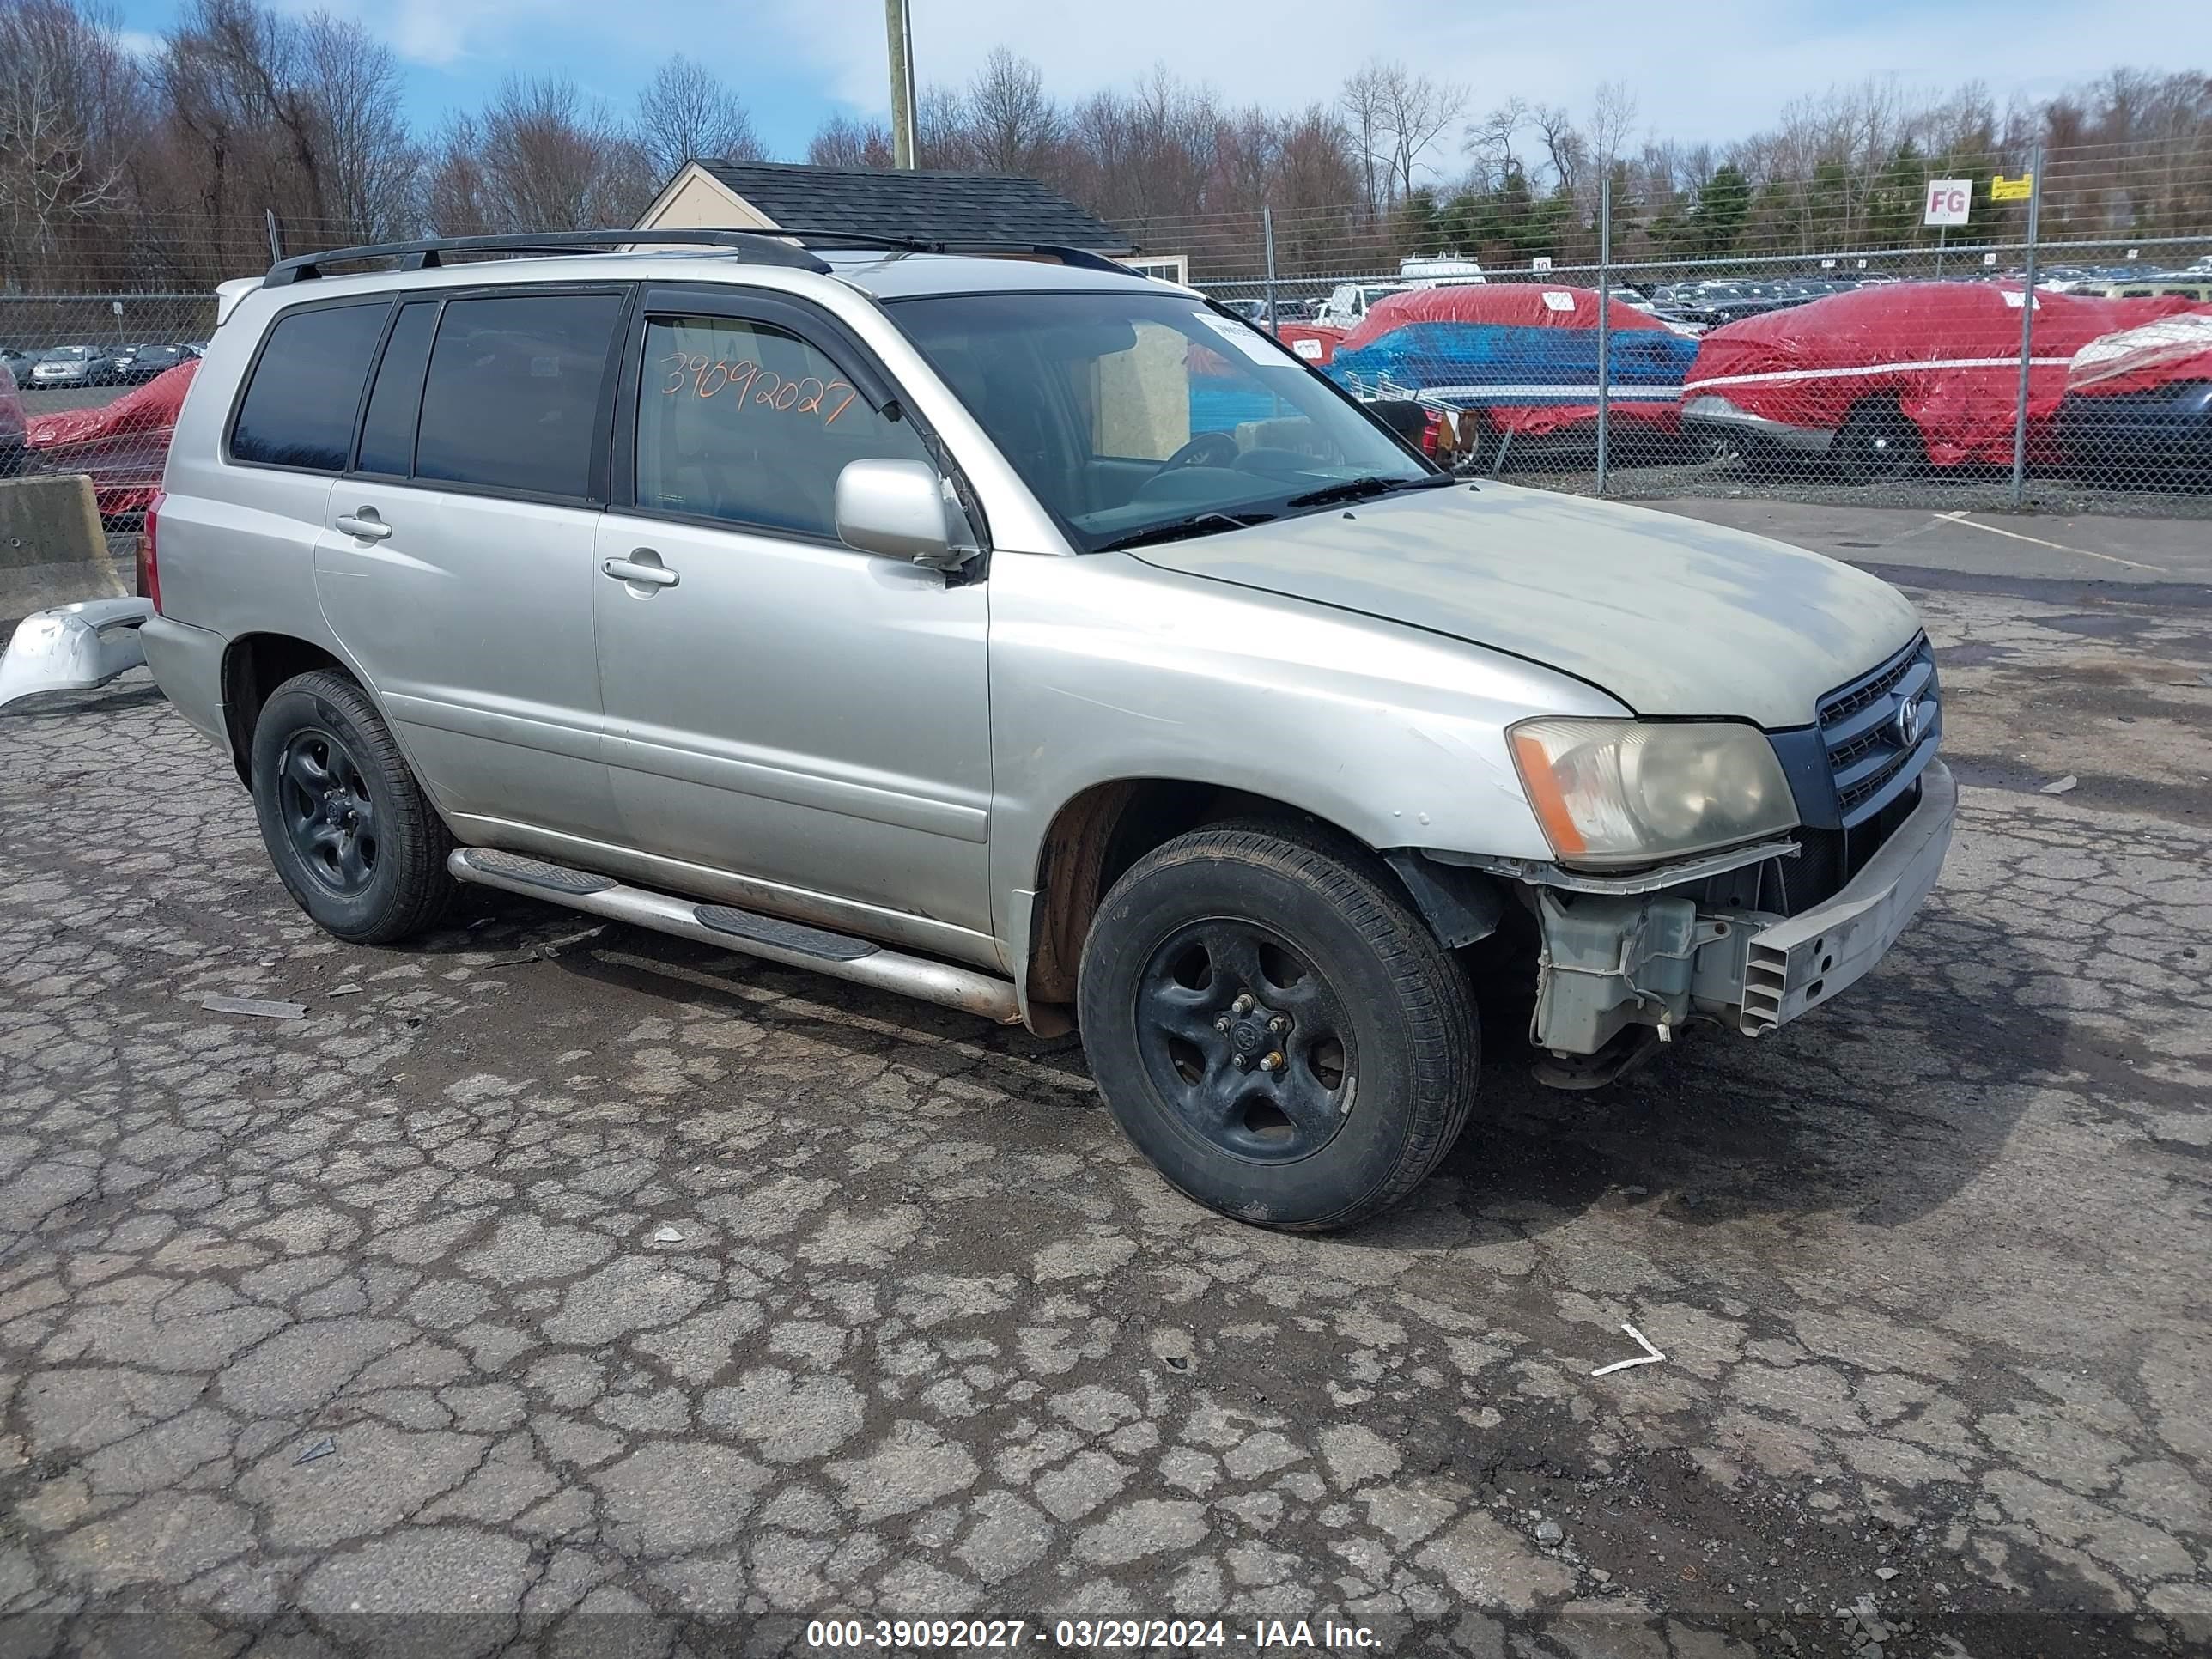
231,302,388,470
356,301,439,477
413,293,622,498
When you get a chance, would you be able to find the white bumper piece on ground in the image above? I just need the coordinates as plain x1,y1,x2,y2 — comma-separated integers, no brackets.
0,597,156,713
1736,759,1956,1034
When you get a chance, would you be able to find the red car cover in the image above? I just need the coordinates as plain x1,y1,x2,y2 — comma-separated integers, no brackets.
1685,283,2205,465
1334,284,1692,438
25,359,198,515
2066,313,2212,396
1275,323,1345,366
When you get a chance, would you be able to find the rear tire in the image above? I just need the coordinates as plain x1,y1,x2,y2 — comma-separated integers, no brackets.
250,670,457,945
1835,399,1924,484
1077,820,1480,1232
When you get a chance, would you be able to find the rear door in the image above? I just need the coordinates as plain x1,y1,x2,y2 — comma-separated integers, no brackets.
590,285,995,947
313,286,629,843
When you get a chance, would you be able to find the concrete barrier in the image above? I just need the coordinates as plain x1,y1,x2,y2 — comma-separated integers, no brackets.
0,474,128,626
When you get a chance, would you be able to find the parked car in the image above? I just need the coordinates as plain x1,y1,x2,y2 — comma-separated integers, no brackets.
2096,279,2212,305
1311,281,1413,328
114,343,193,383
1217,298,1271,324
1325,283,1702,463
118,228,1952,1232
1682,281,2207,480
2057,313,2212,482
26,345,124,389
22,359,197,517
0,360,25,477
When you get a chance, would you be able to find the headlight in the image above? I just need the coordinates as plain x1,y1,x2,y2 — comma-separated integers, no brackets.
1508,718,1796,866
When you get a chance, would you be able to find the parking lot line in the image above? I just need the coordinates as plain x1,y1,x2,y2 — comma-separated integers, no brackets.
1931,509,2172,573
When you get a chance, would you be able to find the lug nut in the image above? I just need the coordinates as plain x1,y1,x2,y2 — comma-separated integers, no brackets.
1267,1016,1289,1034
1231,993,1255,1015
1232,1054,1251,1072
1213,1016,1232,1034
1259,1052,1283,1073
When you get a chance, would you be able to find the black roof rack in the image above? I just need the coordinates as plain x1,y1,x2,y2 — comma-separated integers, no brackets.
774,232,1140,276
263,228,833,288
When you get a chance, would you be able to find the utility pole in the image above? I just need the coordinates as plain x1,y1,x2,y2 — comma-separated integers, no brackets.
885,0,917,170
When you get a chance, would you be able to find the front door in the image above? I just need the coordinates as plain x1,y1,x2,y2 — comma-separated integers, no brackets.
592,289,995,951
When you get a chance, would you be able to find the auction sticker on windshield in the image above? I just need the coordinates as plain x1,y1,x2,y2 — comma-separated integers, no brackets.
1192,311,1283,364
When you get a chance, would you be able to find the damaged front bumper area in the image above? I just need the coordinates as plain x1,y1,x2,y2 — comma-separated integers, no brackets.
1525,759,1955,1059
0,598,156,713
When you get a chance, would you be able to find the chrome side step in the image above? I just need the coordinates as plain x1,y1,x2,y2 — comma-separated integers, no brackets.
448,848,1022,1024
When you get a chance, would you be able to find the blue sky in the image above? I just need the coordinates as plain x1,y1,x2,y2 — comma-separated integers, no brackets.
108,0,2212,170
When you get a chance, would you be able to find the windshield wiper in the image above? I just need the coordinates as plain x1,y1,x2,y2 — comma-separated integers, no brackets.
1284,473,1459,509
1096,510,1273,553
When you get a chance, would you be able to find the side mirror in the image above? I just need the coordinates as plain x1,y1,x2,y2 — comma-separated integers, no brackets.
834,459,975,571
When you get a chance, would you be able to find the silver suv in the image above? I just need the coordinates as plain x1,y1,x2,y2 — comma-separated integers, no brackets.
139,230,1953,1231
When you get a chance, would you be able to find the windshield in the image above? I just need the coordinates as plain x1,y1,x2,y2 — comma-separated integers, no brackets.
888,290,1437,553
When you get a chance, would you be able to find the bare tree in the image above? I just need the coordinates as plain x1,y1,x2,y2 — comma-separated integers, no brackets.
0,0,137,287
634,52,761,179
1464,95,1528,185
1376,64,1465,203
1586,81,1638,174
915,83,972,169
965,47,1057,175
427,74,651,234
806,112,894,169
1338,61,1393,216
1529,102,1585,194
299,15,416,244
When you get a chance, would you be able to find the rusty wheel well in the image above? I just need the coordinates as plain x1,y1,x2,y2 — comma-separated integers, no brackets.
1024,781,1351,1015
220,634,349,784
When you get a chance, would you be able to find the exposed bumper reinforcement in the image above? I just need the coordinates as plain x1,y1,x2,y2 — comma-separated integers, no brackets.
1735,759,1955,1035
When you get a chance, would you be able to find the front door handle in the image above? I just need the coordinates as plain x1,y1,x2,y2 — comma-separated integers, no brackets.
336,509,392,542
602,552,680,590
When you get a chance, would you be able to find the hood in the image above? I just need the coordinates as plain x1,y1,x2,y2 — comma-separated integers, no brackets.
1131,483,1920,727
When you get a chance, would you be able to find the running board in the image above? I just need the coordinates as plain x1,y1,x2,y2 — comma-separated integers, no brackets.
448,848,1022,1024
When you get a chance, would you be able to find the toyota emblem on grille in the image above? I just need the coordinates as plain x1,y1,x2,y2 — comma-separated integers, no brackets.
1893,696,1924,748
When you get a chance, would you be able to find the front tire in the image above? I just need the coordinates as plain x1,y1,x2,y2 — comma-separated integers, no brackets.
250,670,457,945
1077,821,1479,1232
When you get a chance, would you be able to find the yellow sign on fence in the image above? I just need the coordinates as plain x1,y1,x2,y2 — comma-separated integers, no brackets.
1990,173,2034,202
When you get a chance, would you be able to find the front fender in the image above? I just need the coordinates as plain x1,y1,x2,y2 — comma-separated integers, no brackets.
984,550,1627,947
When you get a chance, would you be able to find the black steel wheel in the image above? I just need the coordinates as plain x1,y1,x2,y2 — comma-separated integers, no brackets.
1134,920,1355,1166
1835,399,1925,483
1079,820,1480,1232
250,670,457,944
276,727,380,896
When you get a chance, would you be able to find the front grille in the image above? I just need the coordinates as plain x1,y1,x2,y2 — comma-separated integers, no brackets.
1817,636,1941,830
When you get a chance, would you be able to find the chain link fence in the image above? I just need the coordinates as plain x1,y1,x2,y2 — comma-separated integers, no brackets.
0,294,214,518
1146,145,2212,516
4,138,2210,522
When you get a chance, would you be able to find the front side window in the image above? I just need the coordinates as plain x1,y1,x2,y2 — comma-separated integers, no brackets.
635,314,930,539
415,292,622,498
232,301,388,471
890,289,1439,552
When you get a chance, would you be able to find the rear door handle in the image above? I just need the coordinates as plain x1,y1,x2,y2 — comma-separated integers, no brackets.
336,510,392,542
602,554,679,589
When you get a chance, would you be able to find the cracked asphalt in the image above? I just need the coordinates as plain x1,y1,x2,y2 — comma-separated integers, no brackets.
0,569,2207,1659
